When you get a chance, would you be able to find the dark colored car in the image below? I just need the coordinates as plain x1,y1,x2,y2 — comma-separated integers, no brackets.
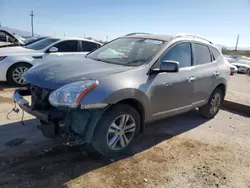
13,33,230,157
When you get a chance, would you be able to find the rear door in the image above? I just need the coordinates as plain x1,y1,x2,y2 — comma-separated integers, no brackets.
191,43,219,105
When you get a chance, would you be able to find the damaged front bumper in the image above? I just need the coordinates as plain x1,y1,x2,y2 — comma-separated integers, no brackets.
13,88,63,122
13,88,108,143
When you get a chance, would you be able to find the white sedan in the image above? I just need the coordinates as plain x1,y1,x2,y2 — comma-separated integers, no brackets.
232,62,250,74
0,37,101,85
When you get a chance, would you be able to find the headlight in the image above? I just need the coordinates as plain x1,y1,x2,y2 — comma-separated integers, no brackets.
49,80,99,108
0,56,6,61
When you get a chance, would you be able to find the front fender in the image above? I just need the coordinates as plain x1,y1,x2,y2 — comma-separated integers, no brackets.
104,88,149,110
79,88,150,143
80,87,150,116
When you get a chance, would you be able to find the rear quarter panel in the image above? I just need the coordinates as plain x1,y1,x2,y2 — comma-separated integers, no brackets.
210,56,229,97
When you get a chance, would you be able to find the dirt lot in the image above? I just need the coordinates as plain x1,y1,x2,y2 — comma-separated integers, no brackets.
0,75,250,188
226,74,250,106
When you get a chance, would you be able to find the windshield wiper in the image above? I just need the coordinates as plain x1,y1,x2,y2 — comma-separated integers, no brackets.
125,59,147,65
88,57,113,64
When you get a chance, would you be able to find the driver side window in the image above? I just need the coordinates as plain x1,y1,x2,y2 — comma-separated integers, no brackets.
161,42,192,68
53,40,78,52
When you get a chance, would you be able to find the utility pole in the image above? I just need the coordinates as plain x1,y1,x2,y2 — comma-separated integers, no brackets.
235,34,239,51
106,36,108,42
30,11,34,37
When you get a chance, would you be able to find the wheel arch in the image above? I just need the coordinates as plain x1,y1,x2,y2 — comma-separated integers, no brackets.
114,98,145,133
103,88,150,133
213,83,226,98
84,93,148,143
6,61,33,79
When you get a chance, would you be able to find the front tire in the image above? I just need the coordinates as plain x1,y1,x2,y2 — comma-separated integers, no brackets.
7,63,32,86
91,104,140,157
199,88,224,119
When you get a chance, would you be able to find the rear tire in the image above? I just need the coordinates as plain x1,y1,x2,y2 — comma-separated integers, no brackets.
91,104,140,157
7,63,32,86
246,68,250,75
199,88,224,119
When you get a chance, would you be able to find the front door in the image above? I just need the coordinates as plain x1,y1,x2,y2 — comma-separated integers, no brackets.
148,42,195,119
44,40,81,60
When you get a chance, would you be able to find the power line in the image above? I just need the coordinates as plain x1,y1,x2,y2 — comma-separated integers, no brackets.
30,11,34,37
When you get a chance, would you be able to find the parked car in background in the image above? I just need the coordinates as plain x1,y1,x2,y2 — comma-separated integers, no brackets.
225,57,236,63
0,37,102,85
14,35,26,43
225,57,238,75
0,36,48,48
232,60,250,74
13,33,229,157
0,29,24,47
228,63,238,75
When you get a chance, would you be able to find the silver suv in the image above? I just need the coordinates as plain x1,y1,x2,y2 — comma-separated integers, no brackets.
13,33,230,157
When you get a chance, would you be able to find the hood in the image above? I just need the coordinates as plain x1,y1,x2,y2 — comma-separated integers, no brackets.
0,46,37,56
24,56,132,90
232,62,250,68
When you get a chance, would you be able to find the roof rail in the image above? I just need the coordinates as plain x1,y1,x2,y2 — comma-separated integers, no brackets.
125,32,151,36
174,33,213,44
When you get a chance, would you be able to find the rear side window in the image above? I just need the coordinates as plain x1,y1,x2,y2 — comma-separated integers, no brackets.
54,40,78,52
81,41,99,52
161,42,192,68
193,43,212,65
210,47,221,60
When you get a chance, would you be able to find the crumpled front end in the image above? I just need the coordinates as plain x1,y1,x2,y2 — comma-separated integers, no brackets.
13,86,107,144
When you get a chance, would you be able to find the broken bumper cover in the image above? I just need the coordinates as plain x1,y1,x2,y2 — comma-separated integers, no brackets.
13,88,108,143
13,89,63,122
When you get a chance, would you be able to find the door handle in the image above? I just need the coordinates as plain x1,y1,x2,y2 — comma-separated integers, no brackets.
32,56,43,59
213,71,220,76
188,76,196,82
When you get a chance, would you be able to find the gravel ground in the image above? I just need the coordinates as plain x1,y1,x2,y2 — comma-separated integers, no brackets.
0,75,249,188
226,74,250,105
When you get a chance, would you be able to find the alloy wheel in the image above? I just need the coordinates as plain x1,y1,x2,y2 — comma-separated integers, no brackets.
107,114,136,151
12,66,28,85
210,92,221,114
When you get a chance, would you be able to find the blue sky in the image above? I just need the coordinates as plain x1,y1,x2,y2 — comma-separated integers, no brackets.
0,0,250,47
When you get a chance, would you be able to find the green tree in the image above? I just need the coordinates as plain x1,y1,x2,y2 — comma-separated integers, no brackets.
221,46,227,54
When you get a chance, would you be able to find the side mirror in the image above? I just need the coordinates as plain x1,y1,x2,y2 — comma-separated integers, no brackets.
152,60,179,73
160,60,179,72
48,47,58,53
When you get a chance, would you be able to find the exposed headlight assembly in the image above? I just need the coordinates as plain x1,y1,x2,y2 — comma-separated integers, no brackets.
49,80,99,108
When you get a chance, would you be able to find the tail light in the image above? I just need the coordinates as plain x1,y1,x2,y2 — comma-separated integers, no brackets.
224,61,231,75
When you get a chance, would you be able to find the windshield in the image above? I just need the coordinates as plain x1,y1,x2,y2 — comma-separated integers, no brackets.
87,38,165,66
25,38,59,50
23,37,46,46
